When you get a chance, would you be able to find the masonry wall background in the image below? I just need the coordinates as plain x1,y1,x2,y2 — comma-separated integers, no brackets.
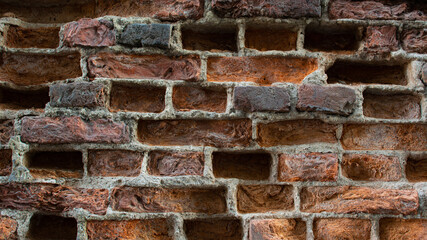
0,0,426,239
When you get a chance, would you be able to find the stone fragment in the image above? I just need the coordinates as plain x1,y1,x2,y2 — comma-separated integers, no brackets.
313,218,371,240
364,26,398,53
49,82,106,108
119,23,171,48
237,185,294,213
88,150,143,177
342,154,402,181
63,18,115,47
185,218,242,240
173,85,227,112
234,86,290,112
148,151,204,176
249,219,306,240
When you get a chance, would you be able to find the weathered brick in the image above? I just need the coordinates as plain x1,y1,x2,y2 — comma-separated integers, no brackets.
111,187,226,214
249,219,306,240
0,150,12,176
379,218,427,240
138,119,251,148
88,53,200,81
245,27,297,51
234,86,290,112
0,183,109,215
27,214,77,240
21,116,129,144
257,120,337,147
207,57,317,85
212,0,321,18
6,25,59,48
88,150,143,177
237,185,294,213
364,26,398,53
87,219,171,240
148,151,204,176
402,28,427,54
304,24,360,52
406,155,427,182
278,153,338,182
297,84,357,116
173,85,227,112
49,82,106,108
26,151,83,179
0,120,13,145
342,154,402,181
110,83,165,113
63,18,115,47
119,23,171,48
0,216,17,240
329,0,427,20
314,218,371,240
301,186,419,215
422,63,427,85
363,92,421,119
0,87,49,110
182,26,238,52
341,124,427,151
212,152,271,180
0,52,81,86
185,218,242,240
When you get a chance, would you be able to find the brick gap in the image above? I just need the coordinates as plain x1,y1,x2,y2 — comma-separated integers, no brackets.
172,84,227,113
405,154,427,182
24,151,83,179
304,24,362,52
0,149,12,176
212,152,271,180
0,86,49,110
184,218,243,240
5,25,60,48
181,23,238,52
245,24,298,51
26,214,77,240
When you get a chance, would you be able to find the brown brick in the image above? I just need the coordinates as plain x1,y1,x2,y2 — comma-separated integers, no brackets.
49,82,106,108
341,124,427,151
27,214,77,240
138,119,251,148
237,185,294,213
0,183,109,215
0,120,13,145
314,218,371,240
402,28,427,54
342,154,402,181
0,216,17,240
63,18,115,47
21,116,129,144
257,120,337,147
110,83,165,113
87,219,171,240
207,57,317,85
0,86,49,110
379,218,427,240
88,150,143,177
363,92,421,119
234,86,290,113
0,150,12,176
364,26,398,53
148,151,204,176
304,24,360,52
212,0,321,18
249,219,306,240
245,27,297,51
182,26,237,52
0,52,81,86
297,84,357,116
173,85,227,112
26,151,83,179
406,155,427,182
6,25,59,48
111,187,226,214
184,218,242,240
301,186,419,215
212,152,271,180
88,53,200,81
278,153,338,182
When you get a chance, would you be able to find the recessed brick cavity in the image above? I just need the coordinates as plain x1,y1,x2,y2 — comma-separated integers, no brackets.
0,149,12,176
27,214,77,240
0,86,49,110
110,83,165,113
6,25,60,48
363,91,421,119
304,24,360,52
25,151,83,179
245,25,297,51
212,152,271,180
182,24,238,51
406,155,427,182
184,218,243,240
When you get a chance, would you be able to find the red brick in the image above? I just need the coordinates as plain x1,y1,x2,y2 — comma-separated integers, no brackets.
379,218,427,240
0,150,12,176
138,119,251,148
87,219,171,240
278,153,338,182
363,92,421,119
301,186,419,215
212,0,321,18
0,183,109,215
249,219,306,240
49,82,106,108
173,85,227,112
342,154,402,181
21,116,129,144
314,218,371,240
237,185,294,213
88,53,200,81
245,27,297,51
207,57,317,85
402,28,427,54
6,25,59,48
257,120,338,147
110,83,165,113
185,218,242,240
0,52,81,86
63,18,115,47
234,86,290,113
0,120,13,145
0,216,17,240
148,151,204,176
341,124,427,151
88,150,143,177
364,26,398,53
111,187,226,214
212,152,271,180
0,86,49,110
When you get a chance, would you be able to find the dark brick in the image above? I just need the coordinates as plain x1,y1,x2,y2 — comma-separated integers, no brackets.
119,23,171,48
6,25,60,48
0,120,13,145
234,86,290,112
185,218,242,240
49,82,106,108
0,149,12,176
402,28,427,54
27,214,77,240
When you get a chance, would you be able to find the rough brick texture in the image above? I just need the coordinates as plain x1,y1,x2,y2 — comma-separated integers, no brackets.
63,18,115,47
148,151,204,176
49,82,106,108
249,219,306,240
119,23,171,48
0,216,17,240
6,26,59,48
364,26,398,53
342,154,402,181
88,150,143,177
234,86,290,112
237,185,294,213
313,218,371,240
379,218,427,240
173,85,227,112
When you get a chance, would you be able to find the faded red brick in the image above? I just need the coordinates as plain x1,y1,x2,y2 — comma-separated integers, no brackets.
0,216,17,240
207,57,317,85
234,86,290,113
278,153,338,182
341,124,427,151
301,186,419,215
314,218,371,240
237,185,294,213
148,151,204,176
88,53,200,81
297,84,357,116
0,183,109,215
364,26,398,53
363,92,421,119
111,187,226,214
0,120,13,145
0,52,81,86
110,83,165,113
21,116,129,144
173,85,227,112
63,18,115,47
342,154,402,181
138,119,251,148
49,82,106,108
87,219,171,240
257,120,338,147
0,150,12,176
379,218,427,240
88,150,143,177
185,218,242,240
6,25,59,48
402,28,427,54
249,219,306,240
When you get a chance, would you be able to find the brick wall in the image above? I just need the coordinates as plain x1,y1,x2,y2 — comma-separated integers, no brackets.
0,0,426,239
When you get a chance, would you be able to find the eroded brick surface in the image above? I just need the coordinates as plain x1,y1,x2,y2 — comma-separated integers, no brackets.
313,218,371,240
342,154,402,181
379,218,427,240
237,185,294,213
88,150,143,177
63,18,115,47
249,219,306,240
148,151,204,176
